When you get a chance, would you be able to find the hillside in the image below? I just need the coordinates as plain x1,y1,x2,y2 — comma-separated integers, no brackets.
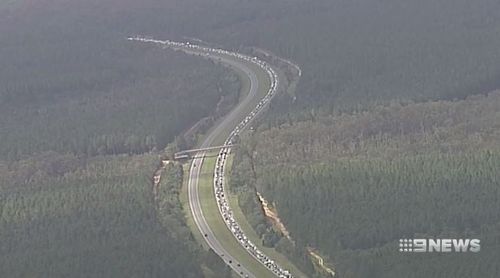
3,0,500,276
0,1,238,276
231,92,500,277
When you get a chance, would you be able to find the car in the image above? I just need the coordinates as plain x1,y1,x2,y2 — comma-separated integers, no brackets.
204,233,208,237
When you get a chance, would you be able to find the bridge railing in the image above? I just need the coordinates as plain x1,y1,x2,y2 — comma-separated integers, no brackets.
174,144,235,160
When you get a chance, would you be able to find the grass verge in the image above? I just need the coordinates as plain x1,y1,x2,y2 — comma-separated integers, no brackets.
178,48,302,277
197,156,275,278
225,155,309,278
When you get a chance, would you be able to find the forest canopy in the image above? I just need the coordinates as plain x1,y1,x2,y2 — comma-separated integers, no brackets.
232,91,500,278
3,0,500,277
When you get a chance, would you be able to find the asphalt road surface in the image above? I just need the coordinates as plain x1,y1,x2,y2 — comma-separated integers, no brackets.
187,52,261,278
129,36,294,277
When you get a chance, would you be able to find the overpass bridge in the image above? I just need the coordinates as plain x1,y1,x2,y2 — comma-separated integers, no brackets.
174,144,235,160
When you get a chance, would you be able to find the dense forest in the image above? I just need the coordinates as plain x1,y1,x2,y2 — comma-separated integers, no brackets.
0,154,233,277
3,0,500,276
0,31,240,160
0,0,240,276
6,0,500,116
0,154,202,277
232,92,500,277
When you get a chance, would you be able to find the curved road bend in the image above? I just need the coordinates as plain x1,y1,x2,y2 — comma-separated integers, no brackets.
129,36,291,277
187,53,260,278
129,36,266,277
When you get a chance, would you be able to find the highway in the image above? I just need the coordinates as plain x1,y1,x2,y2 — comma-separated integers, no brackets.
187,52,260,278
129,36,295,278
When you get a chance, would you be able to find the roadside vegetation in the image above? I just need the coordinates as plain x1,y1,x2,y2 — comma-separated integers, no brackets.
0,1,240,277
0,36,239,159
3,0,500,277
232,92,500,277
0,154,203,277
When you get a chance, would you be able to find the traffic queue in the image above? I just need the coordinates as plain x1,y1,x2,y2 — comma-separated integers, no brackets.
128,36,292,278
213,57,293,277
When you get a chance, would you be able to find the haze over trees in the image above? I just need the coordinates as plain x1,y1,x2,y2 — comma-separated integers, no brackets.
224,1,500,277
0,0,239,276
232,92,500,277
2,0,500,277
0,155,202,277
0,32,240,160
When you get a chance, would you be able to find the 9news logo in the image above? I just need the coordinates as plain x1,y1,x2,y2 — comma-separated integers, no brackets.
399,238,480,253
